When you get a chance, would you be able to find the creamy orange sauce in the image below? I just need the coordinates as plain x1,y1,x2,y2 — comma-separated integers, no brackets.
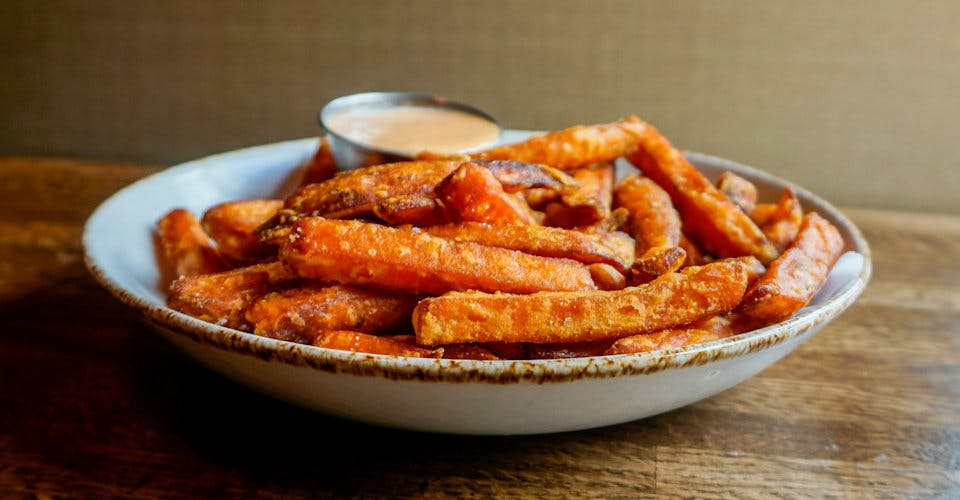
325,105,500,155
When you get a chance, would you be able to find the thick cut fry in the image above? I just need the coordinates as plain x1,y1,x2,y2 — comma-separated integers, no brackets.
604,313,758,354
280,218,596,295
373,194,451,226
156,208,224,278
449,116,647,170
435,162,541,224
544,163,614,227
761,187,803,252
167,261,293,330
423,222,634,272
749,203,777,226
413,257,764,346
626,123,779,264
739,213,844,323
301,137,338,185
244,284,417,343
716,171,758,214
527,340,615,359
313,331,442,358
202,199,283,264
614,174,686,281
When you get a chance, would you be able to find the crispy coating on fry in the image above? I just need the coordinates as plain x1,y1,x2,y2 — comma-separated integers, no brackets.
156,208,224,278
604,313,758,355
474,160,578,192
614,174,686,281
412,257,764,346
202,199,283,264
544,163,614,227
167,261,293,330
423,222,634,272
373,194,451,226
244,284,417,343
760,187,803,252
460,116,647,170
313,331,442,358
301,137,338,185
717,171,758,214
527,340,615,359
280,218,596,295
435,162,540,224
626,123,779,264
739,213,844,323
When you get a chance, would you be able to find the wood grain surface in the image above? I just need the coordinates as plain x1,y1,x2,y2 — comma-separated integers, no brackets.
1,157,957,498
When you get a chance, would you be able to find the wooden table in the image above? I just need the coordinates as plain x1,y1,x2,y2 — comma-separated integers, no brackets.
2,157,958,498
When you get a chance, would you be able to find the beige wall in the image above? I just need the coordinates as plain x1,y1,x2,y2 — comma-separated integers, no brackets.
1,1,957,213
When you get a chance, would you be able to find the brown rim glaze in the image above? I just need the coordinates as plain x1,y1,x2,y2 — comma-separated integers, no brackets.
83,146,871,385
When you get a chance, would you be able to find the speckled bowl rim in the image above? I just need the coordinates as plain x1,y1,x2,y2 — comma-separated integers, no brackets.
83,137,871,384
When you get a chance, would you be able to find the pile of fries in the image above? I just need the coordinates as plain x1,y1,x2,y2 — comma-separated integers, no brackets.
156,116,844,360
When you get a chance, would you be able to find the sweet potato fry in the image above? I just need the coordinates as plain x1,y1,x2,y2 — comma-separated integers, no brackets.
439,344,501,360
589,263,628,291
450,116,647,170
716,171,758,214
301,137,338,185
626,123,779,264
313,331,442,358
244,284,417,343
544,163,614,228
280,218,596,295
435,162,541,224
739,213,844,323
604,313,758,354
679,233,709,268
475,160,577,193
156,208,225,278
614,174,686,281
372,194,451,226
422,222,634,272
749,203,777,226
202,199,283,264
413,257,764,346
760,187,803,252
527,340,615,359
167,261,293,330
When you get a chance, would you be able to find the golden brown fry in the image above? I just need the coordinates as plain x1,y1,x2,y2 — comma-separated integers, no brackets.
604,313,758,354
544,163,614,228
589,263,628,291
423,222,634,272
626,122,779,264
313,331,442,358
761,187,803,252
435,162,540,224
202,199,283,265
527,340,615,359
372,194,451,226
454,116,647,170
739,213,844,323
156,208,224,278
280,218,596,295
167,261,293,330
412,257,764,346
244,284,417,344
614,174,687,282
716,171,758,214
301,137,338,185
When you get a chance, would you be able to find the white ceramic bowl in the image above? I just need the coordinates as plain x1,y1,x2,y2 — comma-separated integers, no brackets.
83,131,871,435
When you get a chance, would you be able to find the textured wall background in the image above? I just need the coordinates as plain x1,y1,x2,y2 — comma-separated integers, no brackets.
1,0,957,212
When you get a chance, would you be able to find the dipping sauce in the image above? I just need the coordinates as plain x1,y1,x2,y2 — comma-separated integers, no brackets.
324,105,501,156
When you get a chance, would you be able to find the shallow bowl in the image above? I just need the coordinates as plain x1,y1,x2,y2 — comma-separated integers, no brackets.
83,131,871,435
